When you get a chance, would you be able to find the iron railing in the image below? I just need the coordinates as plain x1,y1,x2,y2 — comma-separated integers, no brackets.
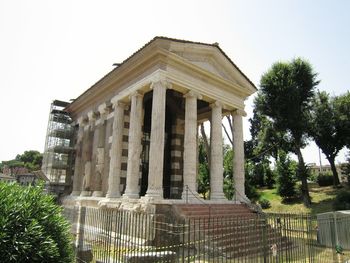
63,206,350,263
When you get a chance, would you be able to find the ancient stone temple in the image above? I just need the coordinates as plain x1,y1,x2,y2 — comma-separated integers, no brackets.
62,37,256,208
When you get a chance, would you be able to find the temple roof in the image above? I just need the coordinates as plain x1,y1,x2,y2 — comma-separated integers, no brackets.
66,36,257,116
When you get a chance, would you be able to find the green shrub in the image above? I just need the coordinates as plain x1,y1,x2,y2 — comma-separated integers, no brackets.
259,198,271,209
0,182,73,263
317,173,334,186
333,190,350,210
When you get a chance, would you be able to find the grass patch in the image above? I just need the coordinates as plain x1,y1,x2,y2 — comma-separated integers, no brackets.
258,183,350,214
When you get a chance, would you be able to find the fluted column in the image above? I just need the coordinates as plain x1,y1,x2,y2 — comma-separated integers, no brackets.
123,91,143,199
182,91,202,200
71,117,85,196
106,101,126,198
92,105,107,197
80,111,96,197
210,101,226,200
145,80,168,199
232,110,247,202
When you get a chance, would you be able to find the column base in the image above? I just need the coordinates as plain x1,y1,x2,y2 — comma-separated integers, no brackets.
181,190,201,202
80,190,92,197
106,191,121,199
122,193,139,199
71,191,81,196
236,194,249,203
210,192,227,201
145,189,163,199
92,191,104,197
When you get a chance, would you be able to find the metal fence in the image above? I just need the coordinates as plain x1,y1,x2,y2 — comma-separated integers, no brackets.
63,206,350,263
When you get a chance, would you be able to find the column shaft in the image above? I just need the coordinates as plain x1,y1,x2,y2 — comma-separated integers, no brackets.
80,114,95,197
182,91,201,200
106,102,125,198
123,92,143,199
210,102,226,200
145,81,167,198
92,120,106,197
71,122,84,196
232,110,247,202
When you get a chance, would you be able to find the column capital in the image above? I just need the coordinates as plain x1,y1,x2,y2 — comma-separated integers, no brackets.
184,90,202,100
232,109,247,117
129,90,143,100
97,103,109,120
111,98,126,108
77,116,86,127
87,110,97,121
209,101,223,109
150,79,172,90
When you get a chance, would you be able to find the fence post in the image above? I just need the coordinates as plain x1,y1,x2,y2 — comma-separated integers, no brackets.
186,185,188,204
262,214,268,263
333,212,339,246
75,206,89,262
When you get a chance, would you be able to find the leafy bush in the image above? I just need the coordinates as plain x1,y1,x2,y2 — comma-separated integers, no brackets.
0,182,73,263
333,191,350,210
317,173,334,186
259,198,271,209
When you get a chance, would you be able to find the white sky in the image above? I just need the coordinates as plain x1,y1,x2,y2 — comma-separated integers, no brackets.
0,0,349,165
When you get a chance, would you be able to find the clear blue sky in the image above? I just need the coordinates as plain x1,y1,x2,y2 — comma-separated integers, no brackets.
0,0,349,164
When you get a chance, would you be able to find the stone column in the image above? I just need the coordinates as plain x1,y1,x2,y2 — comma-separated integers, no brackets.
232,110,247,202
92,104,107,197
106,101,126,198
71,117,85,196
182,91,202,200
123,91,143,199
210,101,226,200
145,80,168,199
80,111,96,197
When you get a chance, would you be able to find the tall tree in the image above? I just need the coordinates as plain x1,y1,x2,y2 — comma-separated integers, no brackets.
198,135,210,199
259,58,319,206
335,92,350,147
308,91,350,186
276,150,297,201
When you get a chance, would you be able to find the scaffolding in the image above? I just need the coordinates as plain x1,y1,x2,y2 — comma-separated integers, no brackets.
42,100,75,187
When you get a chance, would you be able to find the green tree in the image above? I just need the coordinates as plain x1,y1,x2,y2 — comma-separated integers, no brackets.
308,91,350,186
223,148,235,199
16,150,43,172
0,182,73,263
251,94,293,162
244,161,260,201
198,136,210,199
259,58,319,206
276,151,297,201
265,163,275,189
341,152,350,186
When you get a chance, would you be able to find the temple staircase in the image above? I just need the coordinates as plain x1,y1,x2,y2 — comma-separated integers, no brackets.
173,204,293,259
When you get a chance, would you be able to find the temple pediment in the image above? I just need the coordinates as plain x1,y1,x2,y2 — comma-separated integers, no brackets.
67,37,256,119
